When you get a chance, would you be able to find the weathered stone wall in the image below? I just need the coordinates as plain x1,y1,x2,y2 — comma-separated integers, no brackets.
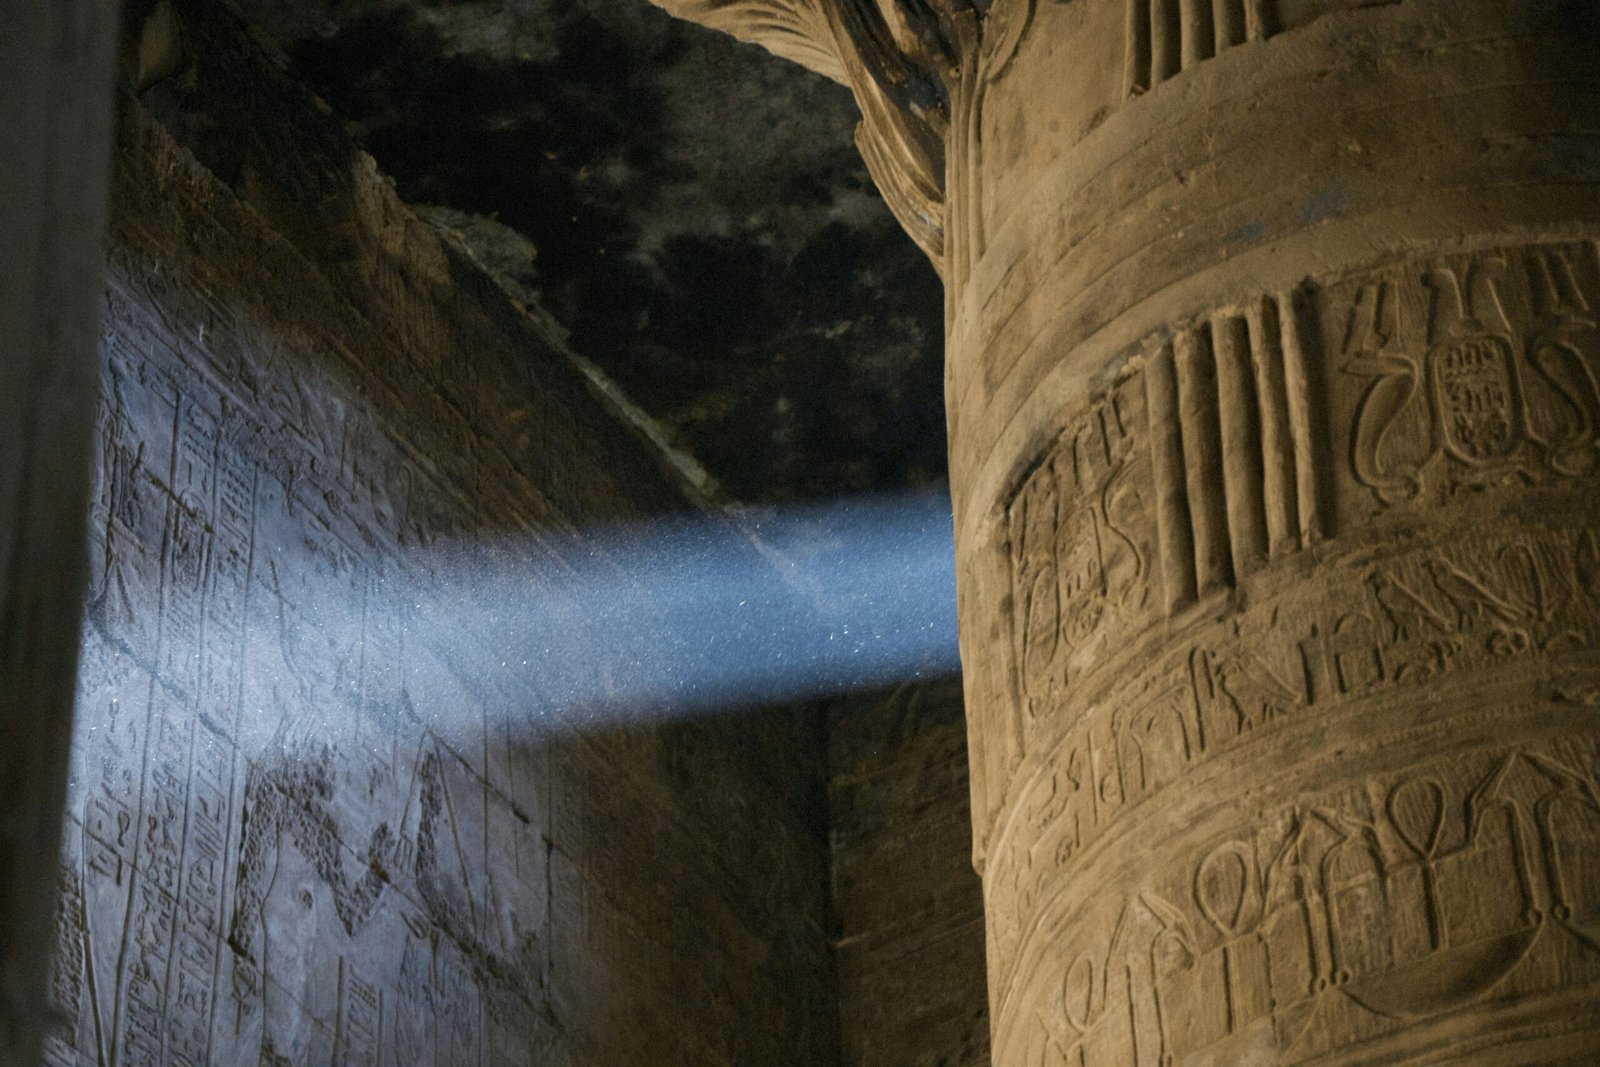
827,681,989,1067
42,5,836,1065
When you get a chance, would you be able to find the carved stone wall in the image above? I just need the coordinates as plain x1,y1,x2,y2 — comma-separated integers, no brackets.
827,680,990,1067
649,0,1600,1063
39,5,837,1065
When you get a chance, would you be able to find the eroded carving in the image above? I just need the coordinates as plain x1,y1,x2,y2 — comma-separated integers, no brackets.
49,106,566,1065
1009,740,1600,1066
1007,374,1153,729
989,524,1600,984
1330,242,1600,511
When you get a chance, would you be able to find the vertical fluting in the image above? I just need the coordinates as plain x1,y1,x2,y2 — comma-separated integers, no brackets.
1179,0,1215,69
641,1,1600,1063
1151,0,1183,82
1247,297,1300,556
1173,325,1233,594
1279,288,1325,546
1212,311,1268,576
1125,0,1153,96
1214,0,1247,50
1244,0,1275,41
1145,341,1198,611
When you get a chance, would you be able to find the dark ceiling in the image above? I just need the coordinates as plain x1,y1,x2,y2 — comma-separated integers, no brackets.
236,0,947,507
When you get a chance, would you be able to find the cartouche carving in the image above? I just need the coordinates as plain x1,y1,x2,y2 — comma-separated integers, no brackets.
1009,240,1599,720
1330,241,1600,513
645,0,1600,1062
1007,289,1329,723
988,240,1600,1064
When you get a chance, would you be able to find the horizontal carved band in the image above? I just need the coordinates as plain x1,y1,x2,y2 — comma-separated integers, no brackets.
999,734,1600,1065
1000,240,1600,749
996,522,1600,919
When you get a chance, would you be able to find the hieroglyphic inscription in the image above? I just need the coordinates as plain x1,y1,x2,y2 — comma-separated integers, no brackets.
1326,241,1600,515
1007,373,1154,728
49,254,537,1064
991,252,1600,1045
40,867,89,1067
1003,292,1329,759
990,525,1600,975
1001,243,1600,792
48,28,839,1063
1010,739,1600,1066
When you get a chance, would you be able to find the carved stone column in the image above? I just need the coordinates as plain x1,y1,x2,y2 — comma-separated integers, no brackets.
655,0,1600,1061
0,2,119,1062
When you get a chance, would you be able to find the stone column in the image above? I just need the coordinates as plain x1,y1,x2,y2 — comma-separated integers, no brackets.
656,0,1600,1061
0,1,120,1062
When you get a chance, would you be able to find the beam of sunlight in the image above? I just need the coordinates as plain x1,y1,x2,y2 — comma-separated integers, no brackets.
390,489,961,739
211,488,962,753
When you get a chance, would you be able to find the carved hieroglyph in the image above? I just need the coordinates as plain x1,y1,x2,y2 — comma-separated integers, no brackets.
48,190,559,1067
37,7,841,1063
1331,243,1600,517
982,243,1600,1063
652,0,1600,1062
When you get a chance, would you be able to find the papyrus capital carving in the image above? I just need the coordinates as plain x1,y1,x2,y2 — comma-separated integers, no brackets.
652,0,1035,272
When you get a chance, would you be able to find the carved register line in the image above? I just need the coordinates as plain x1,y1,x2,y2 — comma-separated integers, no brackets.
69,312,522,1065
1144,293,1325,612
85,377,257,1067
68,586,508,1061
999,290,1329,771
65,59,791,1060
1008,242,1600,600
75,383,257,1066
105,261,581,562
